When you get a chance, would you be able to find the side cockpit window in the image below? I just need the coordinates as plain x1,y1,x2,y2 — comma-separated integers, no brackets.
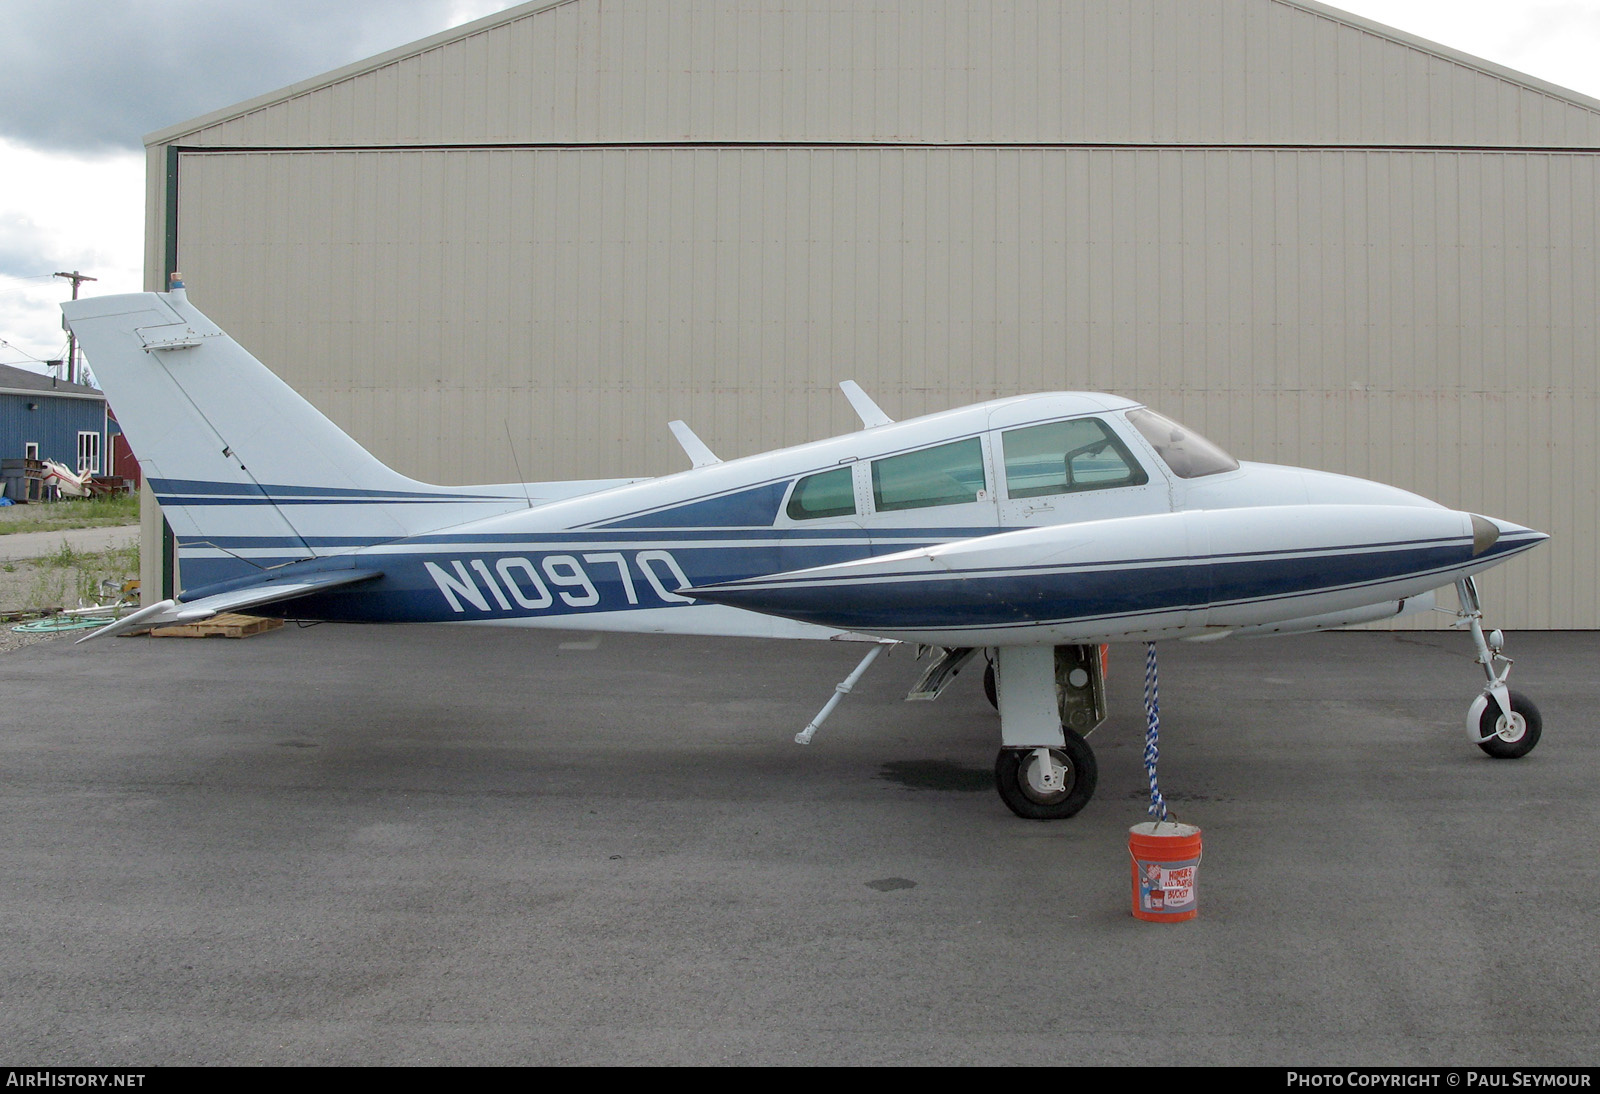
871,437,987,512
786,466,857,520
1124,408,1240,479
1000,418,1148,499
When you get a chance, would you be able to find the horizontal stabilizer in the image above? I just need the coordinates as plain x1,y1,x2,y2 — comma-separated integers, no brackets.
77,568,383,643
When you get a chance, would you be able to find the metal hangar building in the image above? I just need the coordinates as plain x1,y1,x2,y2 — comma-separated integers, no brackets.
141,0,1600,627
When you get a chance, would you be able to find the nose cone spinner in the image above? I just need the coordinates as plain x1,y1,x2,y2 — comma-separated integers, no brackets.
1472,514,1548,558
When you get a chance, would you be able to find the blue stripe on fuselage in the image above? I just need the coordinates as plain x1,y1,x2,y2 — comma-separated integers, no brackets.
595,481,790,528
176,526,993,620
149,478,522,504
189,532,1531,630
228,537,900,624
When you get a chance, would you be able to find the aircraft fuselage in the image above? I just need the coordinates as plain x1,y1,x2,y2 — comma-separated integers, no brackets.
168,392,1541,646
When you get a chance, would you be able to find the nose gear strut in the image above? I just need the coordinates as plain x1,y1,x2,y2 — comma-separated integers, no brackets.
1453,577,1542,759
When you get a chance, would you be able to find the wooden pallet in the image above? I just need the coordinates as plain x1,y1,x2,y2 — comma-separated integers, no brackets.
149,613,284,639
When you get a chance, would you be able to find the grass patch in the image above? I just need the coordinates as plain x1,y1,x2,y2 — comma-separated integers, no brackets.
0,493,139,535
7,542,141,617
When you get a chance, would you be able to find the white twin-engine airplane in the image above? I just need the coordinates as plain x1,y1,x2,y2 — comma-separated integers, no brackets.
63,282,1547,821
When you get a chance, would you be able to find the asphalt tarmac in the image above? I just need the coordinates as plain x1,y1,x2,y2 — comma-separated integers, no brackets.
3,624,1595,1065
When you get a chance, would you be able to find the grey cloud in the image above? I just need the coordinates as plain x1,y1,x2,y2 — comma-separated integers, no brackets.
0,214,112,357
0,287,69,366
0,214,58,281
0,0,506,153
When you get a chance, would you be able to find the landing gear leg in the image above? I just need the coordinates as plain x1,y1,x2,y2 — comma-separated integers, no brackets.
1455,577,1542,759
991,646,1101,819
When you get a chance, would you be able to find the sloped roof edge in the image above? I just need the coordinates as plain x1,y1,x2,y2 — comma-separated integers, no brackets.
0,364,104,400
1279,0,1600,114
143,0,578,148
144,0,1600,150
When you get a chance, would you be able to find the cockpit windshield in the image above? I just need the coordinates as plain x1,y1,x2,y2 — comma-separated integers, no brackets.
1124,408,1239,479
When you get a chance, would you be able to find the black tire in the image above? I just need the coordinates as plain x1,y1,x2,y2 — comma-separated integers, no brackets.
1476,689,1542,759
983,660,998,710
994,731,1098,820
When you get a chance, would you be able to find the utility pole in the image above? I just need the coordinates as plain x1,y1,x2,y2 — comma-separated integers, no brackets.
54,270,97,385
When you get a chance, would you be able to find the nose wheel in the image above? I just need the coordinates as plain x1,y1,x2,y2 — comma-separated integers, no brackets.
1455,578,1542,759
1470,688,1542,759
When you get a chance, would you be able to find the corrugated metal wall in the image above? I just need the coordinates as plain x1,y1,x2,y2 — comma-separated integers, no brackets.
0,394,107,475
172,144,1597,626
145,0,1600,625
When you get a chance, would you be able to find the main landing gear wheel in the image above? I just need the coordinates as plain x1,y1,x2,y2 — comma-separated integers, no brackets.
1475,689,1542,760
994,730,1098,820
983,660,998,710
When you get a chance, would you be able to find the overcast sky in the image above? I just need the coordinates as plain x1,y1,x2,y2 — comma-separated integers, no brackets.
3,0,1599,374
0,0,512,373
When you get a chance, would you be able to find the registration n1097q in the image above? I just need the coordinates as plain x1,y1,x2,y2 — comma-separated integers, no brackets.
425,550,695,614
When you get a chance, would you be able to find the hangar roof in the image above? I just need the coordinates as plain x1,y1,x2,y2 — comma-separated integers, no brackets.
148,0,1600,151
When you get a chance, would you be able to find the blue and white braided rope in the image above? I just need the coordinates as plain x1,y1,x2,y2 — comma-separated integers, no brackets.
1143,641,1169,821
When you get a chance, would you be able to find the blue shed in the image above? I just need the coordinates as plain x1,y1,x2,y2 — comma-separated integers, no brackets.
0,365,115,497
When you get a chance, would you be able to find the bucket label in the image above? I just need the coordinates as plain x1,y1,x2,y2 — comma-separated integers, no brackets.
1136,857,1199,914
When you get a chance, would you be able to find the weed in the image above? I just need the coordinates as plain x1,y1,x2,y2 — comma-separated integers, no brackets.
104,540,140,573
22,567,71,613
42,541,89,569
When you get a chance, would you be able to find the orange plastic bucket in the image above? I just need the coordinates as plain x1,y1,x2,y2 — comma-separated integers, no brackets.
1129,821,1202,922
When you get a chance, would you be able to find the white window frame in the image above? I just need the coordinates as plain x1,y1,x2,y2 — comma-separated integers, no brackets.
77,431,101,476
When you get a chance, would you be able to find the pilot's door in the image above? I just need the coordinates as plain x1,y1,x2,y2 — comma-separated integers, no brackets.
992,415,1161,529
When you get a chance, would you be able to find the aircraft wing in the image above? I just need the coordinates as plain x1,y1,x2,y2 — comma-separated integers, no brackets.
78,568,384,643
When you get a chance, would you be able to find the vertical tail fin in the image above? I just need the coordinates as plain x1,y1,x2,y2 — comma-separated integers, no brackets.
62,289,526,586
64,289,427,542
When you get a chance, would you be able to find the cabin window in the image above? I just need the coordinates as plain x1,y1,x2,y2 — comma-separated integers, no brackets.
77,432,101,476
1000,418,1148,499
1124,408,1239,479
871,437,987,512
786,466,857,520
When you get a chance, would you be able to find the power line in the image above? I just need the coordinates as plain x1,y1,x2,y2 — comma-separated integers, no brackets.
0,337,71,376
0,337,50,363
